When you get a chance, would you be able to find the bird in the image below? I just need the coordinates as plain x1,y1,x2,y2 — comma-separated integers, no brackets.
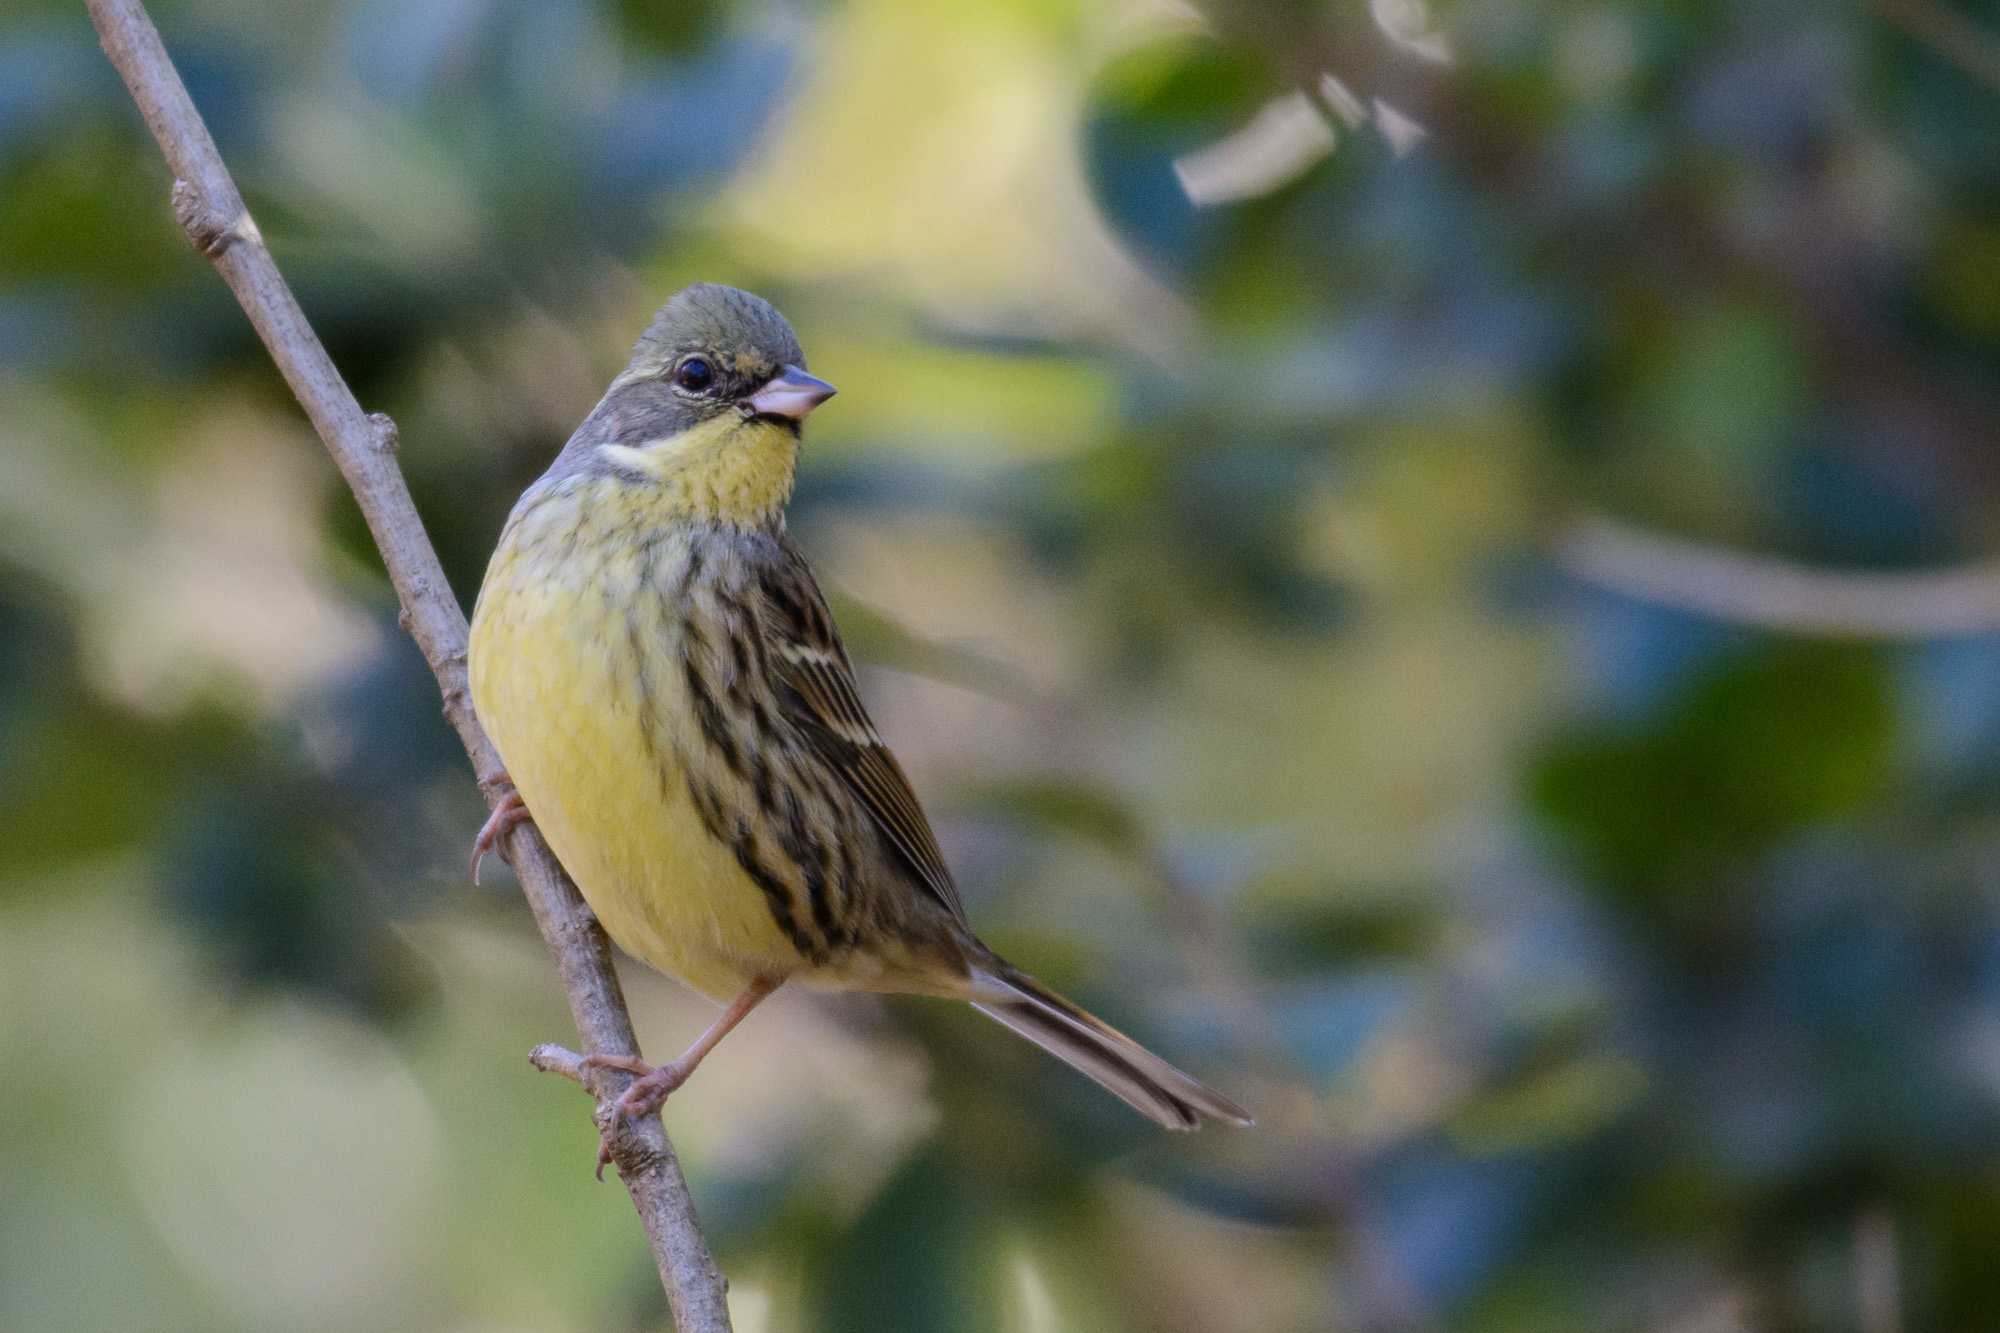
467,283,1249,1166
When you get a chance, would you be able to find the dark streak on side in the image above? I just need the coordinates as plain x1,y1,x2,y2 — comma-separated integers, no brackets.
730,821,824,964
683,654,745,779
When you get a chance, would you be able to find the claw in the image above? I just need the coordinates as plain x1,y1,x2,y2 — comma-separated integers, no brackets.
471,781,531,884
588,1058,694,1180
572,979,780,1179
580,1052,653,1079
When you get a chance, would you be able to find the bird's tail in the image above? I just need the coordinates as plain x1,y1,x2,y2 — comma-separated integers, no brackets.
970,963,1253,1130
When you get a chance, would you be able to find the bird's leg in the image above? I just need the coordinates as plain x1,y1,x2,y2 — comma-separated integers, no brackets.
583,976,781,1178
470,774,532,884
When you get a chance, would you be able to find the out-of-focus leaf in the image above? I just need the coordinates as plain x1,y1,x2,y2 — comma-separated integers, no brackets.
1631,303,1806,471
804,1145,1001,1333
1241,890,1444,973
1272,972,1417,1079
1449,1056,1647,1153
957,776,1146,856
1531,643,1896,903
156,752,435,1020
0,568,234,881
1083,36,1286,283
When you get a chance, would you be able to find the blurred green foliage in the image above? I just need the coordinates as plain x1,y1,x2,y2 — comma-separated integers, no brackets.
5,0,2000,1329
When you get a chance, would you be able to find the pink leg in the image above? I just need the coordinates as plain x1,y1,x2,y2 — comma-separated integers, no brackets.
583,977,781,1178
470,778,531,884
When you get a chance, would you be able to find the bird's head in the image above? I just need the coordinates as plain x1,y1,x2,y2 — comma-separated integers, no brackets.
556,284,835,526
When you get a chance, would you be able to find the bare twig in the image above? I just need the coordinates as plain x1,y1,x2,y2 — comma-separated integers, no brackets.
82,3,732,1327
531,1042,592,1085
1555,514,2000,639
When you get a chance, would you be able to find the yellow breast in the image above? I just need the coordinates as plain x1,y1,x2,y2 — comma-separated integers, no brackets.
467,476,804,999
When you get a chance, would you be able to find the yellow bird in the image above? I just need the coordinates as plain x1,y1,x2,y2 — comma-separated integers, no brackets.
468,284,1249,1158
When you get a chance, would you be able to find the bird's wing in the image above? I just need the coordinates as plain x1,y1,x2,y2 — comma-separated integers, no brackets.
758,540,967,922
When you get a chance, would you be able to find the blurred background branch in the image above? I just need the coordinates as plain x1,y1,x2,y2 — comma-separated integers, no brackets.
79,1,731,1328
1556,514,2000,638
1869,0,2000,92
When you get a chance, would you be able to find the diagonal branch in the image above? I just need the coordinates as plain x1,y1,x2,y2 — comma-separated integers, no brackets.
82,3,733,1328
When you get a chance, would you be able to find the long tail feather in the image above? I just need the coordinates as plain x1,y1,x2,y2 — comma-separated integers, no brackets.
970,965,1253,1130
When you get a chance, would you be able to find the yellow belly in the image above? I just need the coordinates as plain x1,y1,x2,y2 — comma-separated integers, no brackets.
467,488,803,1000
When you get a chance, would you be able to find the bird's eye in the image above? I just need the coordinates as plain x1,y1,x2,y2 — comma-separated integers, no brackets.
673,356,715,393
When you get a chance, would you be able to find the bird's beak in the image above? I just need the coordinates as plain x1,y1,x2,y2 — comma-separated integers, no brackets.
746,366,837,422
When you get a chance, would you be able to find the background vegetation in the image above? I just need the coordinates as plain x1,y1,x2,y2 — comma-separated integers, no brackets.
6,0,2000,1328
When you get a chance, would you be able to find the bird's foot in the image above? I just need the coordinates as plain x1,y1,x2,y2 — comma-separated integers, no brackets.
580,1052,694,1180
470,778,531,884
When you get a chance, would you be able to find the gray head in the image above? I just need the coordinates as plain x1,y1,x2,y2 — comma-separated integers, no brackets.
565,284,834,454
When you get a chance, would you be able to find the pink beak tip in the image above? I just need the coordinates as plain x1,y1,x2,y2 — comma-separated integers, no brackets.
746,366,837,422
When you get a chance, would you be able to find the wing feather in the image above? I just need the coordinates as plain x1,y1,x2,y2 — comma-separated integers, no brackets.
760,542,966,922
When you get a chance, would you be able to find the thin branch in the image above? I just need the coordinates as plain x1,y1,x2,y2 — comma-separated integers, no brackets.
531,1043,593,1084
1554,514,2000,639
82,3,732,1327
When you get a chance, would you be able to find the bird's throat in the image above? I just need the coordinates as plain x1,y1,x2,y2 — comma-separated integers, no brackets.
596,413,800,528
